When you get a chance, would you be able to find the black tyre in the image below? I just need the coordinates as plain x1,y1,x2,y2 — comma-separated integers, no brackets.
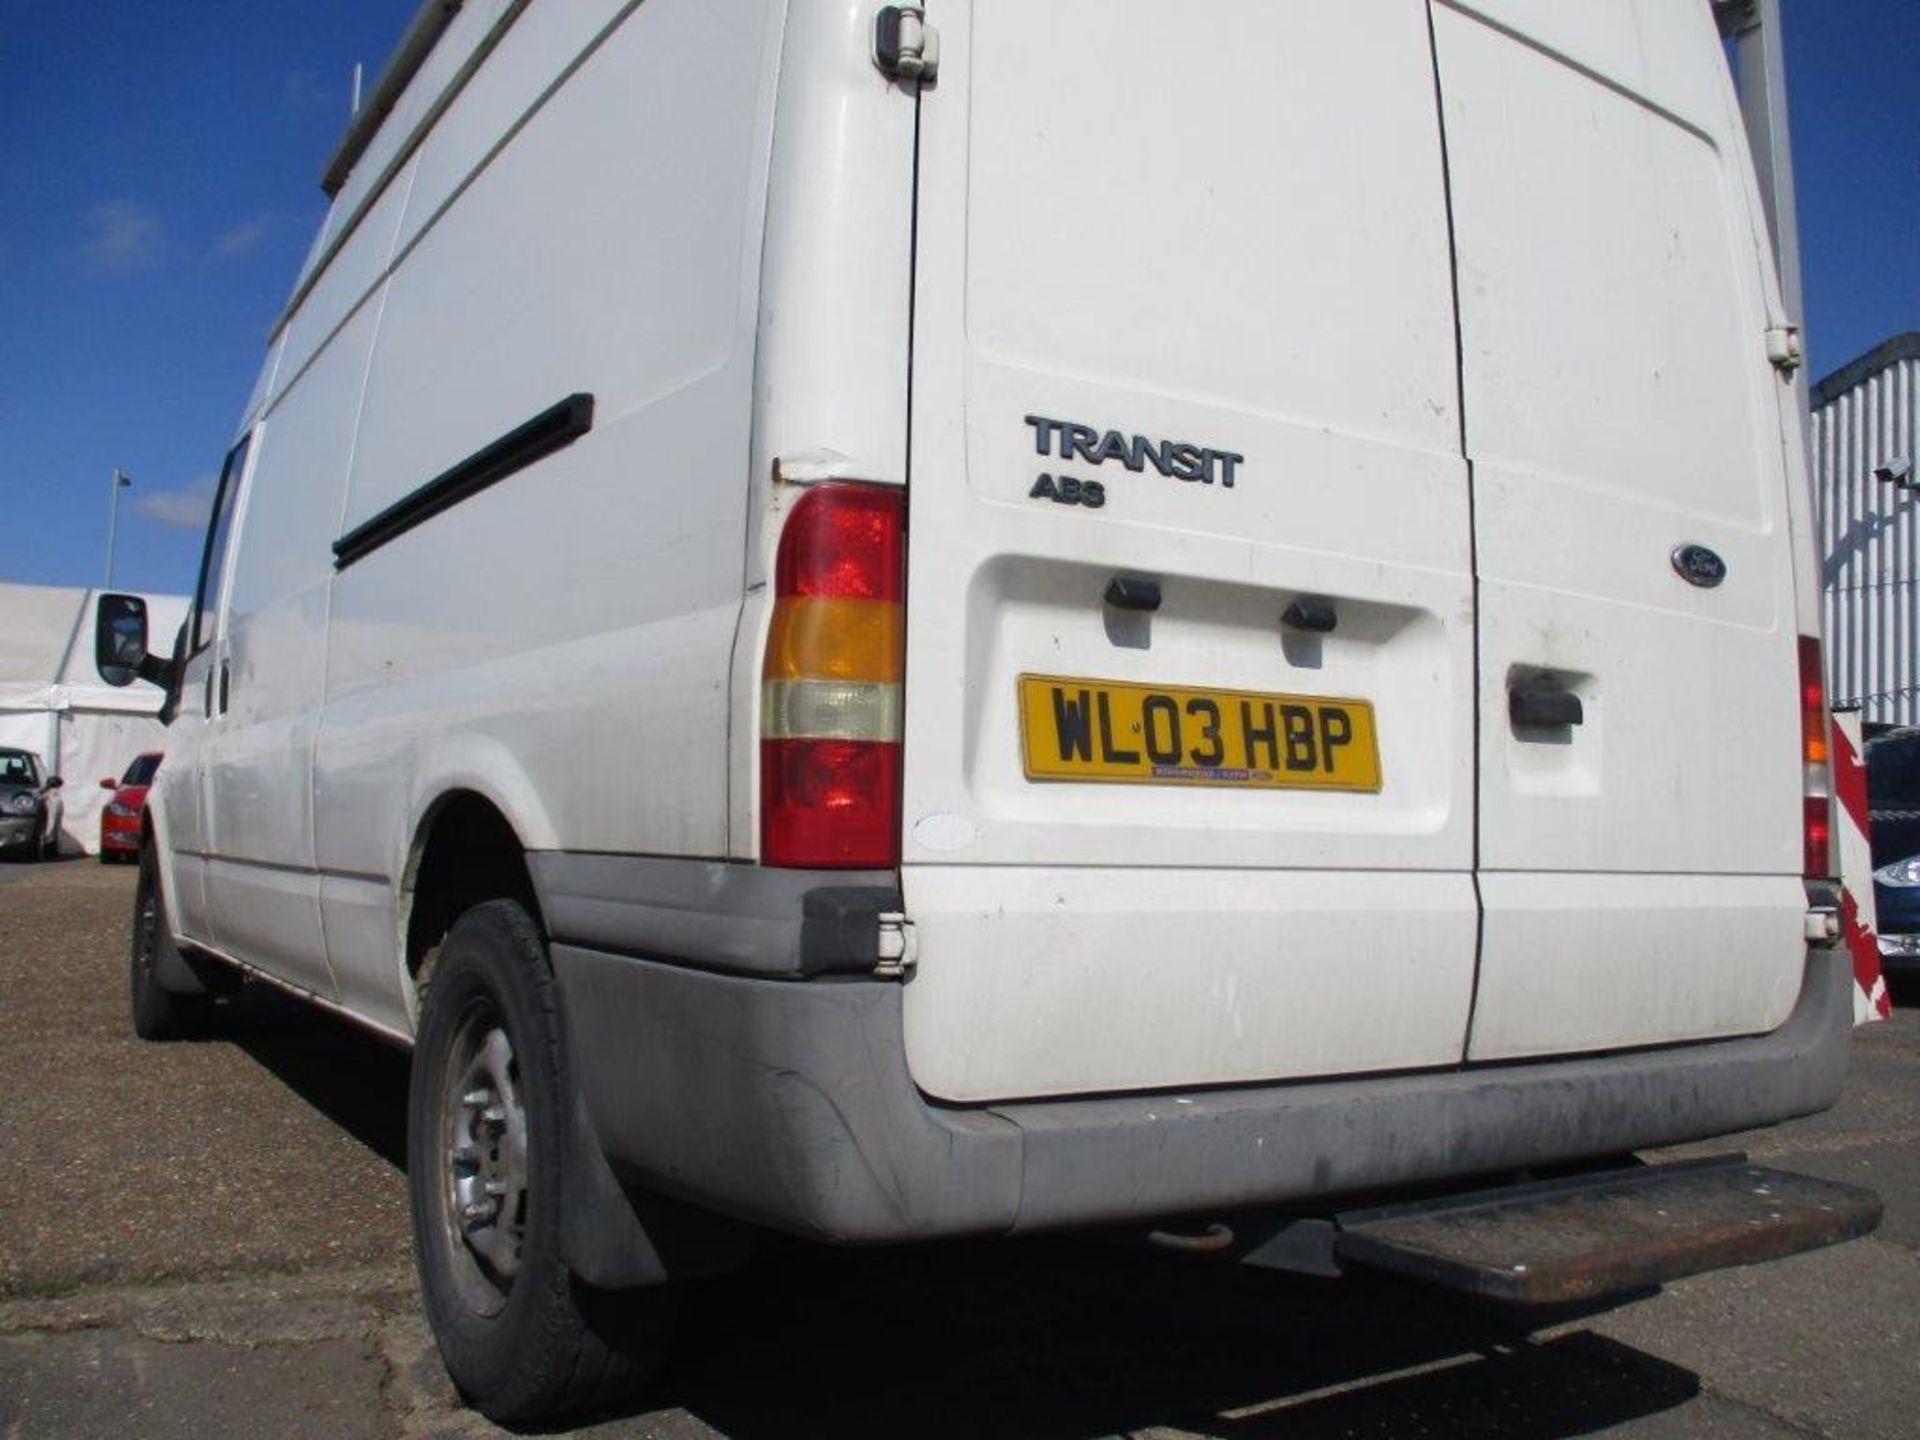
408,899,673,1422
130,846,212,1040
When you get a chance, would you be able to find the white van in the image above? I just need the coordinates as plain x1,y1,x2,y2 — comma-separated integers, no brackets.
97,0,1880,1421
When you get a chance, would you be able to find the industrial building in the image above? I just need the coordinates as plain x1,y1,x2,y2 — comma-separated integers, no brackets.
1812,332,1920,726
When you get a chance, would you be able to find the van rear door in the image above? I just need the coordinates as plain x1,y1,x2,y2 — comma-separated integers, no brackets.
901,1,1476,1102
1431,2,1809,1060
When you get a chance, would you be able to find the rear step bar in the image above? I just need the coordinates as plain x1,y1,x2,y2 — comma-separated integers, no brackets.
1159,1156,1881,1306
1333,1155,1881,1304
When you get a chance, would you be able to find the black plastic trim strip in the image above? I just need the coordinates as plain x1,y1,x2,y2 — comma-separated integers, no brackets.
527,852,900,980
332,393,593,570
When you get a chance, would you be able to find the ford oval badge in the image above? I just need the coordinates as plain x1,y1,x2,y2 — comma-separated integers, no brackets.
1671,543,1727,589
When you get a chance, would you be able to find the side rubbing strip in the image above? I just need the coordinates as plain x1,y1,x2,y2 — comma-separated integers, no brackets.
332,392,594,570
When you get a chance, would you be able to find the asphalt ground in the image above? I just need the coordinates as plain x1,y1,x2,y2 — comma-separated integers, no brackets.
1,858,1916,1439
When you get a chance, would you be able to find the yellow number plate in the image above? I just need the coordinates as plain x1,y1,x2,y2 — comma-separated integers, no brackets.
1018,674,1382,792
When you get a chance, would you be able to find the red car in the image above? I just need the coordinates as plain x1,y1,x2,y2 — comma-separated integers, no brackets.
99,752,162,862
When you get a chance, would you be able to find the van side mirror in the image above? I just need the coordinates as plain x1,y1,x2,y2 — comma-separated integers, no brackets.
94,593,174,692
46,775,62,790
100,777,118,790
95,593,148,687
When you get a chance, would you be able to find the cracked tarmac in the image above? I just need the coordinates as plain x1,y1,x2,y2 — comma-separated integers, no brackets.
2,861,1916,1438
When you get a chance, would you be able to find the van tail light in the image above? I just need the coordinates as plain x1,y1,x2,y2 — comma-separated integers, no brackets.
760,483,905,868
1800,635,1832,879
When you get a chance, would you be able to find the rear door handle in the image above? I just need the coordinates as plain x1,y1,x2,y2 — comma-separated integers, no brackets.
1104,575,1162,612
1509,686,1583,727
1282,597,1338,634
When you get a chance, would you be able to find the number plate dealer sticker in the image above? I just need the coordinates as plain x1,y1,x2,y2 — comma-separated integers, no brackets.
1018,675,1382,792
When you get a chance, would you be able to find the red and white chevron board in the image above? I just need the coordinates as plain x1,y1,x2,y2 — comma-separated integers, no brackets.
1832,711,1893,1024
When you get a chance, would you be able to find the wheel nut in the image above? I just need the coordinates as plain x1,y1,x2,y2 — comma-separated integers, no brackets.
461,1200,494,1222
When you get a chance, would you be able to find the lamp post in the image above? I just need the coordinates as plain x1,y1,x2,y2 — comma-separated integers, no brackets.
105,469,132,587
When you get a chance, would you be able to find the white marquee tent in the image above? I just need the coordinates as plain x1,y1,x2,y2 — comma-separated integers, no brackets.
0,581,188,855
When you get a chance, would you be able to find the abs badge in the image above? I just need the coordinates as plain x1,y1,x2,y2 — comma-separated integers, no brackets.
1671,543,1727,589
1029,473,1104,509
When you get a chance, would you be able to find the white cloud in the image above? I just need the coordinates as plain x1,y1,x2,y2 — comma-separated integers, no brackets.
130,473,217,530
283,69,330,112
214,214,272,259
81,199,162,274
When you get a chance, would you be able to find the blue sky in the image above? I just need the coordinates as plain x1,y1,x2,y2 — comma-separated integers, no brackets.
1,0,1916,597
0,0,408,595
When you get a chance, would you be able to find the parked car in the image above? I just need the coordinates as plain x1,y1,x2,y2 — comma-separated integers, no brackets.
87,1,1880,1424
99,752,163,863
0,747,63,860
1866,728,1920,974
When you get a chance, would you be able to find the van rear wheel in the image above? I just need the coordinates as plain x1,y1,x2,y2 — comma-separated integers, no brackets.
408,899,672,1423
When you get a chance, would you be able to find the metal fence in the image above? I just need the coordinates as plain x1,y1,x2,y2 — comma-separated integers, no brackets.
1811,334,1920,726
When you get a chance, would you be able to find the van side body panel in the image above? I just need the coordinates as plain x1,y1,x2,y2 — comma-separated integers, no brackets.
154,661,213,940
183,115,424,977
730,0,919,856
277,0,517,336
310,0,784,1027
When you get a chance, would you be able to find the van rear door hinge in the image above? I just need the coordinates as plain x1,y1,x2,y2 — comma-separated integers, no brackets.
1804,905,1841,946
874,5,939,81
1766,324,1803,374
875,911,918,978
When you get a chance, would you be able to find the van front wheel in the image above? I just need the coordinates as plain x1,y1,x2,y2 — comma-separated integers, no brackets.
408,899,672,1423
130,847,211,1040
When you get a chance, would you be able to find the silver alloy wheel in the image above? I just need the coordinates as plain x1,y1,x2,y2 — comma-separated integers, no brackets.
439,1002,530,1313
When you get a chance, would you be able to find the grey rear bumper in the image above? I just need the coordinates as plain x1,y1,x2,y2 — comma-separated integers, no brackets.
549,933,1852,1244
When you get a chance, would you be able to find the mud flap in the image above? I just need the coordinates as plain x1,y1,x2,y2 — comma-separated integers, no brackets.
1331,1155,1881,1305
553,980,757,1290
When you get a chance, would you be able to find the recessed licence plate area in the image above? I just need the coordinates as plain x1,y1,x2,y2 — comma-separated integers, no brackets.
1018,674,1382,792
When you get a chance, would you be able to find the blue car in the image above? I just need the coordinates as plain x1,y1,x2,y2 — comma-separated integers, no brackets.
1866,728,1920,976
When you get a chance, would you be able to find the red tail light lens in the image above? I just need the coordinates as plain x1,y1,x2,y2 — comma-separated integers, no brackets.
761,484,906,869
1800,635,1832,879
774,484,905,602
1804,795,1831,881
762,739,903,869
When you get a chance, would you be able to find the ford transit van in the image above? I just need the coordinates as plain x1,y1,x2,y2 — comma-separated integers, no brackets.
96,0,1880,1420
